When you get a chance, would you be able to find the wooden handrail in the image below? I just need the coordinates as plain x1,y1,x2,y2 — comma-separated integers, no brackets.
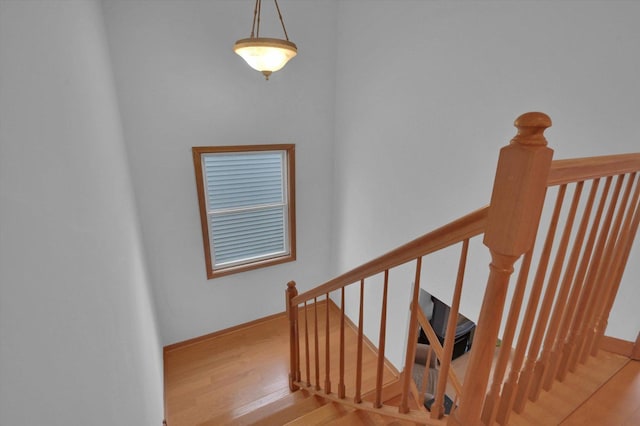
292,207,488,305
548,153,640,186
289,152,640,307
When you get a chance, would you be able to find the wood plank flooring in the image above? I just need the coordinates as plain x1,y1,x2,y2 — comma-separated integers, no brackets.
164,300,398,426
164,311,293,425
560,360,640,425
508,351,632,426
165,303,638,425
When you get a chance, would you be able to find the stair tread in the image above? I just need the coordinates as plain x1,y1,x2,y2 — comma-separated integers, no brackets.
284,401,352,425
247,394,326,426
200,389,309,425
331,410,381,426
331,409,425,426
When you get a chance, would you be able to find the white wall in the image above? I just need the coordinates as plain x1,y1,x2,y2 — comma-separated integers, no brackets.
333,0,640,364
0,1,164,425
101,0,338,345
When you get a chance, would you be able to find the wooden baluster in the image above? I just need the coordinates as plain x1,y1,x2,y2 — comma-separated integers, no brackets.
304,301,311,386
399,257,422,414
354,279,365,403
511,184,565,414
529,183,584,401
325,293,331,394
569,175,624,371
485,249,534,426
432,239,469,419
589,173,640,357
286,281,299,391
557,176,612,381
419,346,435,404
339,287,346,398
449,112,554,426
544,179,599,390
597,176,640,348
596,179,640,354
314,297,320,390
582,172,637,362
375,270,390,408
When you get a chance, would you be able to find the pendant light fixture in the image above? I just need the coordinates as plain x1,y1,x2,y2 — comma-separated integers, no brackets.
233,0,297,80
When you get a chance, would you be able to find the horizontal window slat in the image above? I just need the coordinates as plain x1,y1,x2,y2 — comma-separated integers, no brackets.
208,189,283,201
212,214,284,225
205,162,282,171
212,235,285,249
214,242,286,262
215,250,286,266
213,235,284,254
207,176,282,187
208,195,283,206
205,172,282,182
211,222,284,239
212,226,284,243
205,155,281,165
214,246,286,265
206,179,282,188
207,184,282,195
205,162,281,169
212,225,285,240
212,222,285,238
209,198,283,210
213,239,285,256
211,207,284,221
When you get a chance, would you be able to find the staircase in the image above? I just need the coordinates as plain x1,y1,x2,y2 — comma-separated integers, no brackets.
284,112,640,425
163,300,636,425
164,111,640,426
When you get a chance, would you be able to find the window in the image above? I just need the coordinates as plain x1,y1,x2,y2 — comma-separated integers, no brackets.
192,144,296,279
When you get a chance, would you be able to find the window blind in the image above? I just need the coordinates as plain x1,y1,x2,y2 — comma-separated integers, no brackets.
203,151,288,268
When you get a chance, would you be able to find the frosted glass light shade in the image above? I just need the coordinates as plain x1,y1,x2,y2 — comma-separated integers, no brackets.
234,37,297,79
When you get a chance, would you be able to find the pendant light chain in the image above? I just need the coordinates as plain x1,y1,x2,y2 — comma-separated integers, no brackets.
250,0,260,38
249,0,289,40
274,0,290,41
256,0,262,37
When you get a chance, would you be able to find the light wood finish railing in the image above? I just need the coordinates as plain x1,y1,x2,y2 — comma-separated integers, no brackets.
485,157,640,426
286,112,640,425
286,209,486,424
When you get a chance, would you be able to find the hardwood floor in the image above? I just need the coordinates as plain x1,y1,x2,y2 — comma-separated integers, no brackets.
560,360,640,425
164,304,639,425
164,300,399,426
164,311,294,425
508,351,632,425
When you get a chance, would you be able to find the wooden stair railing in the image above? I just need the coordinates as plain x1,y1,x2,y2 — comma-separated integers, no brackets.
286,112,640,426
286,207,487,424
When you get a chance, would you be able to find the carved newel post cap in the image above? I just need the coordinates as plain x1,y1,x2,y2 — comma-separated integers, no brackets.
511,112,552,146
286,280,298,299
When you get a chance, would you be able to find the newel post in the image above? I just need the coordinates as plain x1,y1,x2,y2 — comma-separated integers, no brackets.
448,113,554,426
286,280,300,391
